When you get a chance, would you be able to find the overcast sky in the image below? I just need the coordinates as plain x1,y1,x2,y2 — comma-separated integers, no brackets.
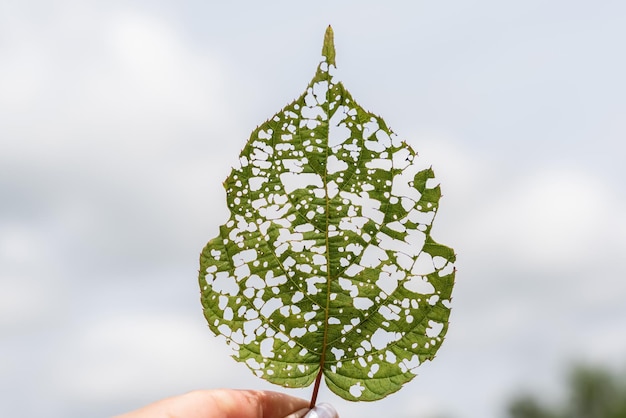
1,1,625,418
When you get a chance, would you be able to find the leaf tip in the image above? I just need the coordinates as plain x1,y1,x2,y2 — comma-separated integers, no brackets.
322,25,336,66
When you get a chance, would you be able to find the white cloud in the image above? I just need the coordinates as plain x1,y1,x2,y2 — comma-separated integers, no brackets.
477,167,615,266
0,5,236,274
0,222,69,331
50,313,242,401
418,135,623,271
0,7,229,165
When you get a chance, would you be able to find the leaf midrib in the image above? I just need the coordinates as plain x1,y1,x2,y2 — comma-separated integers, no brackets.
319,67,334,379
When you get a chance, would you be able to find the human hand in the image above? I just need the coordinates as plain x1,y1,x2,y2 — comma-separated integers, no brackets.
115,389,338,418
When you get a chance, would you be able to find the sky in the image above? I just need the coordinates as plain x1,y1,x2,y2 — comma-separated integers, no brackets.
1,1,625,417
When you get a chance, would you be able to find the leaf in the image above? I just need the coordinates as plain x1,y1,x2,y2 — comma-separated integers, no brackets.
199,26,456,404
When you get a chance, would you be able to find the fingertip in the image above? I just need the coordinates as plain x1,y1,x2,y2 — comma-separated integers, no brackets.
253,390,309,418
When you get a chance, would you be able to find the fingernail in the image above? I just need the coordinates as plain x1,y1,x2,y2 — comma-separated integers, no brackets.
304,403,339,418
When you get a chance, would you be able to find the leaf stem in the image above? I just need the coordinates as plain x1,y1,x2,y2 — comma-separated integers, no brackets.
309,368,324,409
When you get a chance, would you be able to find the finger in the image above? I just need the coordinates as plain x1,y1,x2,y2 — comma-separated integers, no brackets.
194,389,310,418
115,389,309,418
243,390,310,418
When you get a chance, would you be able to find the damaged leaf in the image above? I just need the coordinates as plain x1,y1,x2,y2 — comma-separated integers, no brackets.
199,26,455,405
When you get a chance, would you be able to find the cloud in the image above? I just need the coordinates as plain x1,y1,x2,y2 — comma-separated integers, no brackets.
50,313,237,400
0,9,237,415
0,5,238,275
473,167,618,267
415,134,625,271
0,4,232,167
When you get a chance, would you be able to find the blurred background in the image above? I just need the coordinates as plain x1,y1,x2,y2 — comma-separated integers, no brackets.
1,1,625,417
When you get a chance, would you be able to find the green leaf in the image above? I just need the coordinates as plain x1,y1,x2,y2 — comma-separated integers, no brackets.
199,26,456,403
